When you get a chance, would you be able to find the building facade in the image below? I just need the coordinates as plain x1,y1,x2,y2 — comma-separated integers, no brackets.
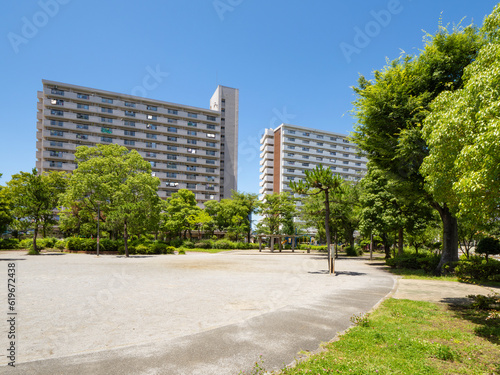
259,123,368,199
36,80,238,203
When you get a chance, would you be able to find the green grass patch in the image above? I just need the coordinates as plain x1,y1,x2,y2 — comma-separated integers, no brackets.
387,267,460,282
273,299,500,374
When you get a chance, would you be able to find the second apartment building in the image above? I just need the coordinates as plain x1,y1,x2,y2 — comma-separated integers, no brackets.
260,123,367,198
36,80,238,204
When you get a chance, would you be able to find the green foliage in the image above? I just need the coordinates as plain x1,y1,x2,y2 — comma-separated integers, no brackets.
40,237,57,248
55,239,66,250
467,294,500,310
194,240,213,249
345,245,363,257
0,238,19,250
386,252,441,273
298,244,328,251
476,237,500,260
214,239,233,249
0,178,13,234
256,192,297,235
18,238,35,249
178,249,186,255
182,240,195,249
455,256,500,282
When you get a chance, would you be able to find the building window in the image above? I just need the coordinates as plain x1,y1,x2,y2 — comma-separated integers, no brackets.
187,121,197,127
76,134,88,140
344,146,350,150
147,105,157,111
206,184,215,191
77,103,89,109
124,140,135,146
330,152,336,156
101,127,112,134
168,109,178,115
287,137,295,142
343,139,349,143
51,88,64,95
167,154,177,160
167,163,177,169
51,99,64,105
355,155,361,159
186,183,197,189
317,142,324,146
146,152,157,158
147,115,157,120
302,147,309,152
146,133,157,139
206,133,215,138
187,148,197,154
187,130,197,136
330,137,337,141
287,130,296,134
124,102,135,107
101,117,113,123
50,141,63,147
187,157,197,162
287,176,295,181
166,181,179,187
287,153,295,157
101,137,112,143
145,124,157,130
150,161,157,167
51,110,64,116
77,93,89,99
207,115,216,121
343,161,349,165
186,165,197,171
187,139,197,145
76,124,88,130
355,163,361,166
302,155,309,159
49,151,63,157
206,150,216,156
287,169,295,173
206,142,216,147
50,120,64,126
302,163,309,167
343,168,349,171
343,154,349,157
125,110,136,117
168,118,177,124
316,135,324,139
124,130,135,136
206,168,215,173
303,132,310,137
188,113,198,118
206,159,215,165
167,136,177,142
167,127,177,133
317,149,323,154
49,161,63,168
50,130,64,136
303,140,310,144
76,113,89,120
167,145,177,151
146,142,157,148
166,172,177,178
102,97,113,104
317,157,323,161
206,124,216,130
124,120,135,127
101,107,113,114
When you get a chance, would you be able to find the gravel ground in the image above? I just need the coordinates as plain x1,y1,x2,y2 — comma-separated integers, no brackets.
0,250,395,374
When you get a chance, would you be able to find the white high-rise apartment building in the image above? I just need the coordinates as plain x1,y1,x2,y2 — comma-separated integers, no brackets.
259,123,368,198
36,80,238,203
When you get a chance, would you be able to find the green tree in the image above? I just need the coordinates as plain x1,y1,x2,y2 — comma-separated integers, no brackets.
421,5,500,225
290,164,343,272
231,191,259,242
256,192,296,236
61,144,160,256
7,169,68,253
0,174,13,235
187,210,213,240
161,189,200,240
352,25,482,273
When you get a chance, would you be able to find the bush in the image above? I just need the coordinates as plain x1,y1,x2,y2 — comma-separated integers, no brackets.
169,238,183,248
455,256,500,282
18,238,46,250
0,238,19,250
99,238,120,252
55,239,66,250
165,246,176,254
182,240,195,249
135,244,152,254
194,240,214,249
476,237,500,259
214,239,234,249
178,249,186,255
298,244,328,251
345,246,363,257
151,241,168,254
386,252,440,273
41,237,58,249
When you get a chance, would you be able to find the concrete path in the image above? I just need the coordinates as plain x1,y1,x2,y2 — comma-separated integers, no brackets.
0,251,395,375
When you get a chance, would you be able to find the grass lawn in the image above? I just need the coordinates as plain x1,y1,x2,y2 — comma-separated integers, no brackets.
269,298,500,374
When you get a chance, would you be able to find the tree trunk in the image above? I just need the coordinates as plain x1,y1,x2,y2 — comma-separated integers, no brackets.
434,203,458,274
324,189,333,273
398,228,404,256
124,220,129,258
382,233,391,259
33,223,38,254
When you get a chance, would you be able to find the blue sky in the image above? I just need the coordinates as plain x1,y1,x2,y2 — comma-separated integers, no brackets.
1,0,498,195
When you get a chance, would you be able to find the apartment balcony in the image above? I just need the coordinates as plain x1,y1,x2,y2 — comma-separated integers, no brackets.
260,141,274,152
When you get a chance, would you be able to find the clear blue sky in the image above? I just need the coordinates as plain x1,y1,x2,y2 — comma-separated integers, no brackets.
1,0,497,195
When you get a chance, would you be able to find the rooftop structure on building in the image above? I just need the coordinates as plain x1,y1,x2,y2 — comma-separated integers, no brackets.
36,80,238,204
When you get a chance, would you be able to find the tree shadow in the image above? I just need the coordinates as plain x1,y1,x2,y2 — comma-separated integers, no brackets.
0,259,26,261
115,255,158,258
448,301,500,345
307,270,366,276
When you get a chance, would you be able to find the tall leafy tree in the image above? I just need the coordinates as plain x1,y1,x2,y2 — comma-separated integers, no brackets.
290,164,343,272
256,192,296,236
231,191,259,242
161,189,200,240
0,174,13,235
421,5,500,225
61,144,160,256
352,25,482,273
7,169,68,253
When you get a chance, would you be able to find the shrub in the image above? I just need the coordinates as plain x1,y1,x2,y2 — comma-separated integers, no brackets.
455,256,500,282
178,249,186,255
151,241,168,254
386,252,440,273
135,244,151,254
165,246,176,254
0,238,19,250
41,237,58,249
55,239,66,250
99,238,120,252
169,238,183,248
476,237,500,260
345,246,363,257
214,239,234,249
194,241,213,249
18,238,46,250
182,240,195,249
27,248,39,255
298,244,328,251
